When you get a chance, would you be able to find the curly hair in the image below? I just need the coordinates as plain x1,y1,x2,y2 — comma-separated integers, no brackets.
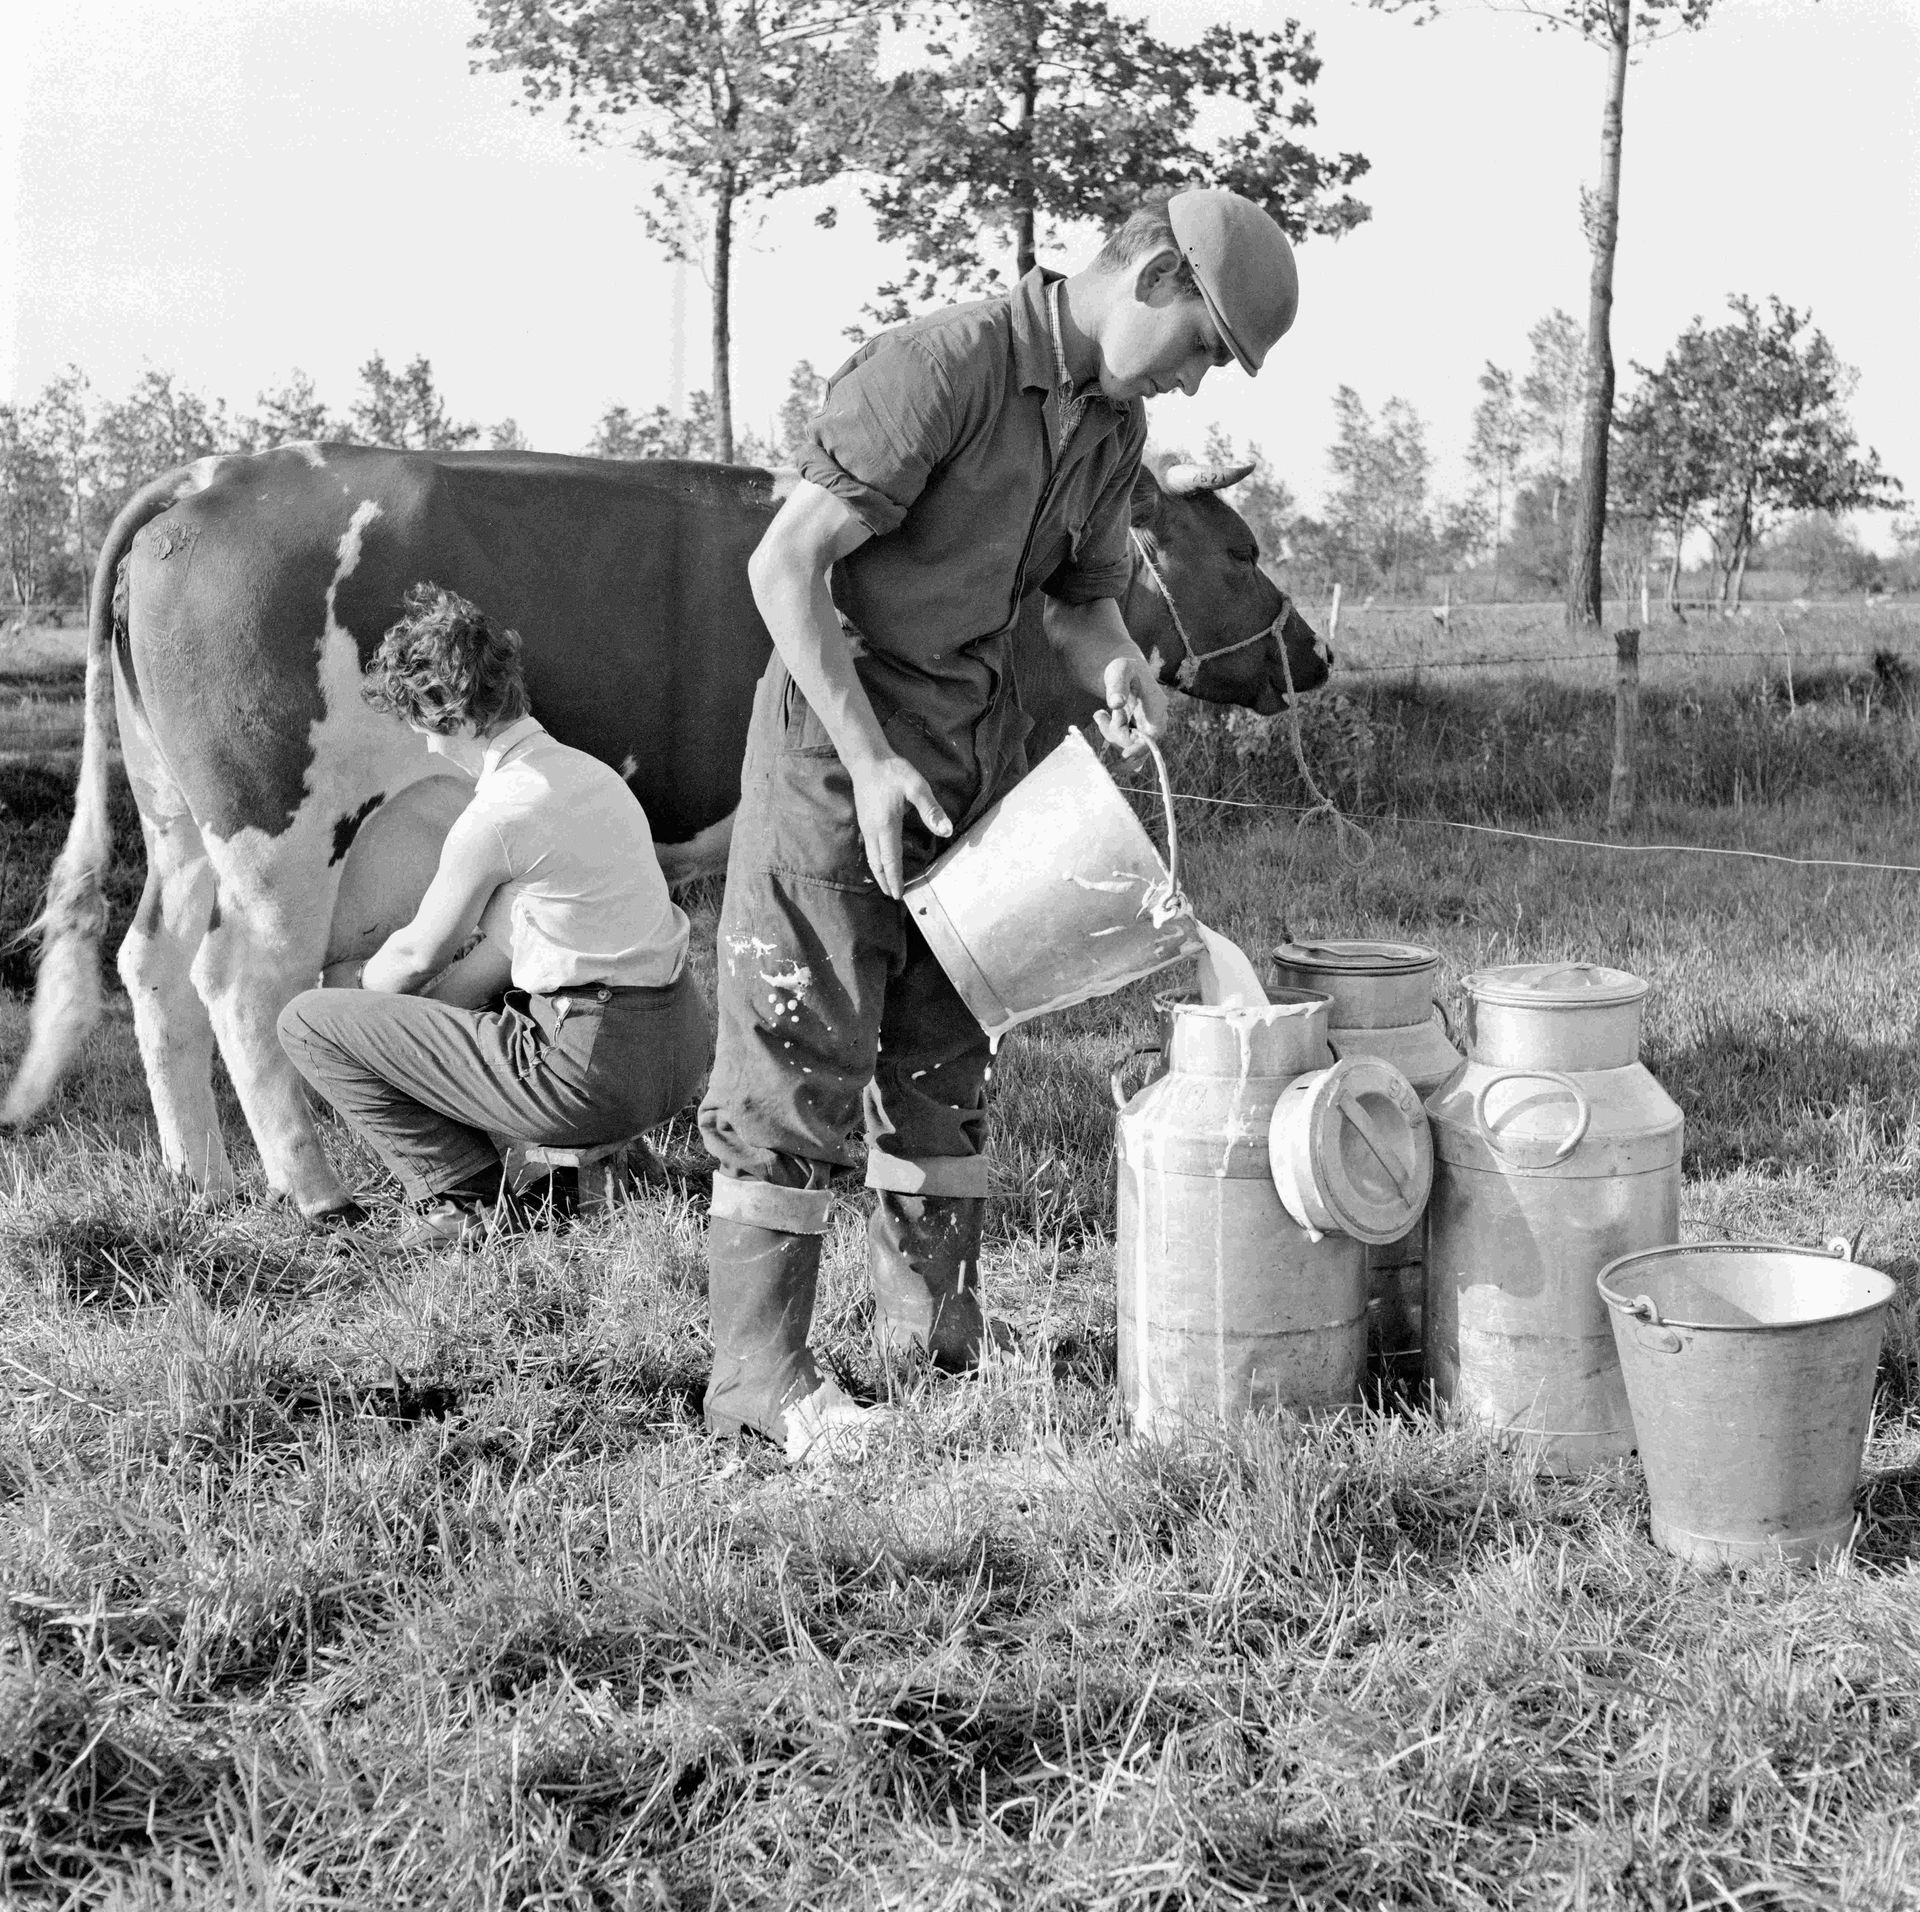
362,583,531,735
1095,192,1200,295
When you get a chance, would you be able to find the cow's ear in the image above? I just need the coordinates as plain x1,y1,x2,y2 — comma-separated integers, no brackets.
1129,462,1162,527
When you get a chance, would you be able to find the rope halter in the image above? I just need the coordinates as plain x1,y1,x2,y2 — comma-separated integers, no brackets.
1128,528,1292,693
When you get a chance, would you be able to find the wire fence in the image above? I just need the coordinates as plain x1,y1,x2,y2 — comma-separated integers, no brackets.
1338,643,1920,676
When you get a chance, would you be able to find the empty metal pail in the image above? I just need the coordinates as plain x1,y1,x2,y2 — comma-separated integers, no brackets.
907,729,1200,1042
1598,1241,1895,1566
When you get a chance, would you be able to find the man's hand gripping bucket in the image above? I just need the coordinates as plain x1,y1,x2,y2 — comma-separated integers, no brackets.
905,727,1201,1041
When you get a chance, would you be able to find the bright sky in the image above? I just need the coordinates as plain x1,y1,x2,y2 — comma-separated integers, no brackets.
3,0,1915,540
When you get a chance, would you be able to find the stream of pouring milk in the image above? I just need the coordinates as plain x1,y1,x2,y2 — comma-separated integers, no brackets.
1194,922,1270,1008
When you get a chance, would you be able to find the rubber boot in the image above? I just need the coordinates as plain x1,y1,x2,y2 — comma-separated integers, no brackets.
868,1193,987,1373
703,1217,826,1444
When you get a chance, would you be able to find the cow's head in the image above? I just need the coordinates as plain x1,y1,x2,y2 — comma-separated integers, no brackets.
1124,460,1330,714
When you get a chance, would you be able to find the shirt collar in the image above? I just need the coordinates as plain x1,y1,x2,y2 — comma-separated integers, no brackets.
1010,266,1064,396
481,714,544,775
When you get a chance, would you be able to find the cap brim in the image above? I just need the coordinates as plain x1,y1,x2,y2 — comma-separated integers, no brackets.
1192,273,1260,375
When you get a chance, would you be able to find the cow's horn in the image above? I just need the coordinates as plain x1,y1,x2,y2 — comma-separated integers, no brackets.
1162,459,1258,496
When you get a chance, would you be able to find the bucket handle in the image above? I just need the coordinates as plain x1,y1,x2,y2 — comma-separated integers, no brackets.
1471,1069,1592,1164
1138,732,1183,901
1625,1294,1684,1354
1110,1044,1164,1111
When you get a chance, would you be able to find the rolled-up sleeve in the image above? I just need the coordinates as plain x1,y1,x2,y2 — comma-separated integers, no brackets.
1041,406,1149,604
795,337,960,538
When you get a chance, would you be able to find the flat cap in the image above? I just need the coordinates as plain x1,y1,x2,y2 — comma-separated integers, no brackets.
1167,189,1300,376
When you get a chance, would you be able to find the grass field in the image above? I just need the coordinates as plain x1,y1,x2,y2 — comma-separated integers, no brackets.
3,635,1920,1907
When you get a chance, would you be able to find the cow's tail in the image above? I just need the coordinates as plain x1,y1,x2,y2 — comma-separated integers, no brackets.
2,468,202,1126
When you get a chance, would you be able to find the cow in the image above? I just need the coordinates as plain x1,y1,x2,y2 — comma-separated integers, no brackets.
3,445,1327,1219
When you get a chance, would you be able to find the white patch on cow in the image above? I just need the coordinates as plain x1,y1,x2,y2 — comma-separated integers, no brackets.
618,753,639,780
658,809,735,888
191,492,446,1213
290,442,328,469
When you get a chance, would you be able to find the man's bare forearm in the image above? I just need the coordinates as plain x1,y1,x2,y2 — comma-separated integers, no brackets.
1043,596,1150,704
751,558,893,771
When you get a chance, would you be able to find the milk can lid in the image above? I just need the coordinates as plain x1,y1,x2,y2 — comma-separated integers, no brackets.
1273,1056,1434,1245
1466,961,1647,1008
1272,938,1437,977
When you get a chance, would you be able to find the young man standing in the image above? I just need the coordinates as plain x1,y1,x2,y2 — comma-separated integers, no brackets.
699,188,1300,1460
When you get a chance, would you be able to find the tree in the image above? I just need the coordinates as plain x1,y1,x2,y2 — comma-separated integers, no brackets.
1466,362,1522,599
489,418,534,450
1518,307,1584,524
1765,513,1882,597
347,354,480,451
1611,363,1715,610
0,404,70,612
1371,0,1720,636
473,0,886,464
588,392,719,460
845,1,1370,323
93,369,234,522
35,369,97,618
1324,387,1431,597
239,371,337,450
1619,295,1900,608
776,360,829,465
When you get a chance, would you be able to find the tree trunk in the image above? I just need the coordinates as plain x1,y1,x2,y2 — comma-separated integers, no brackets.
70,459,90,622
1012,64,1037,279
1664,527,1683,611
1491,469,1505,602
1567,1,1631,637
710,171,736,464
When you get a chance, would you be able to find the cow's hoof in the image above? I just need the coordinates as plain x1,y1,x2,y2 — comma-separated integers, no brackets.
303,1198,370,1233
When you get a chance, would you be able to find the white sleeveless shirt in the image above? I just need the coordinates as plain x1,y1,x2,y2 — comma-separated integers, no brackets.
468,717,689,993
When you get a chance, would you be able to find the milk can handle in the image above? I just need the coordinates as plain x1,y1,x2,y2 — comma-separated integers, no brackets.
1432,996,1458,1047
1110,1044,1164,1110
1472,1069,1592,1163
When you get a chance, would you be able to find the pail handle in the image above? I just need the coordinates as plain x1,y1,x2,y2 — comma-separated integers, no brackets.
1624,1294,1683,1354
1472,1069,1592,1164
1138,732,1183,900
1110,1044,1165,1110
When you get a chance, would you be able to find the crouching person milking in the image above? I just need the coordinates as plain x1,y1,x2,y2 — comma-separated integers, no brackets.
279,585,708,1250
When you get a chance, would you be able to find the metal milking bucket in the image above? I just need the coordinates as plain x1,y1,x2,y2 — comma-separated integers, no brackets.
906,728,1200,1042
1598,1240,1895,1567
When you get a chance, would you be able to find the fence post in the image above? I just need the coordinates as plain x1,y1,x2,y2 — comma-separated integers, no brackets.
1607,626,1640,833
1328,581,1342,655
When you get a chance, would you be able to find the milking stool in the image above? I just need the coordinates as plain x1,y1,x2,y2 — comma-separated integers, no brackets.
509,1137,667,1215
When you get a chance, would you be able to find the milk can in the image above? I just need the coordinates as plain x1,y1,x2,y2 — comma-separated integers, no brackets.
1271,940,1462,1379
1425,962,1683,1473
1114,991,1427,1437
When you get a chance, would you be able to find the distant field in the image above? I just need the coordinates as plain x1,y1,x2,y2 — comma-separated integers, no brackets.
1313,597,1920,683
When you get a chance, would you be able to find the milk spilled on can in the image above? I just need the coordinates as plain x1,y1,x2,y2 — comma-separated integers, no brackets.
1194,922,1269,1008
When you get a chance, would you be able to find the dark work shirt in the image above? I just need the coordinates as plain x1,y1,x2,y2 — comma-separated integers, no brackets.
795,266,1148,806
